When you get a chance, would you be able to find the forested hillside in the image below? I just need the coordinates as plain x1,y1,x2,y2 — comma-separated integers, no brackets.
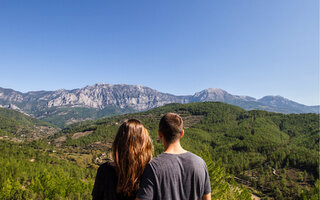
0,140,94,199
53,102,319,199
0,108,57,140
0,102,319,199
0,103,251,200
36,106,134,128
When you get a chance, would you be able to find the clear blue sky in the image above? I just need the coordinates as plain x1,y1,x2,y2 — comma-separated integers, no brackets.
0,0,318,105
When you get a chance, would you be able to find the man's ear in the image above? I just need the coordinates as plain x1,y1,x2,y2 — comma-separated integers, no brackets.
158,130,163,138
158,130,165,143
180,130,184,138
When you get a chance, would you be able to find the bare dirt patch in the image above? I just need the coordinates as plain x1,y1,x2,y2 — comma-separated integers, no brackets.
182,115,204,128
251,194,261,200
66,118,93,125
54,136,67,143
36,126,59,136
88,141,112,151
71,131,93,140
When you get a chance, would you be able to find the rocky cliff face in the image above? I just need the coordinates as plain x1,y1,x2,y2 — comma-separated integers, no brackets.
257,96,319,113
192,88,256,103
43,84,189,110
0,88,24,103
0,83,318,127
0,84,190,113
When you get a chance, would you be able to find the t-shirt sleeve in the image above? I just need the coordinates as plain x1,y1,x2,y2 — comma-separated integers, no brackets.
203,162,211,195
136,164,156,200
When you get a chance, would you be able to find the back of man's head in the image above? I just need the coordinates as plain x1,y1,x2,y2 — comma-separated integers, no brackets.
159,113,183,144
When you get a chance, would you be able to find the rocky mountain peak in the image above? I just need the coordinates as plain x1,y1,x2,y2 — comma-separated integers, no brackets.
206,88,227,93
193,88,234,102
258,95,294,105
43,84,186,110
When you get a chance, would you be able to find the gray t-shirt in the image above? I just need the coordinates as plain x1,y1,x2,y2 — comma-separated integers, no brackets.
136,152,211,200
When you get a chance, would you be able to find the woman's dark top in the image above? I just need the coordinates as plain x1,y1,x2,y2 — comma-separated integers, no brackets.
92,162,136,200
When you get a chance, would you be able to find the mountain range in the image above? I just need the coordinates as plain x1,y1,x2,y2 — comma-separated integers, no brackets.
0,83,318,127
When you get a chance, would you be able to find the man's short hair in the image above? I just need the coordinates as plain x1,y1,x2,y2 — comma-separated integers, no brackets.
159,113,183,143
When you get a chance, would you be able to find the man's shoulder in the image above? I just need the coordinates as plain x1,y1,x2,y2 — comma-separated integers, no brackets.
151,151,204,160
147,153,168,167
182,151,207,168
185,151,206,162
149,151,206,169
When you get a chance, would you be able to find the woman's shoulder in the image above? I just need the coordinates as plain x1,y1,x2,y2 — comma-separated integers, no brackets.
97,161,117,176
93,161,118,200
99,161,115,169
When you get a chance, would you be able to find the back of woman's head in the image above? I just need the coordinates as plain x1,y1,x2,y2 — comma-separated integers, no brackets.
112,119,153,196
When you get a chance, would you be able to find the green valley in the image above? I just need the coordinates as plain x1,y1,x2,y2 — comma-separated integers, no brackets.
0,102,319,199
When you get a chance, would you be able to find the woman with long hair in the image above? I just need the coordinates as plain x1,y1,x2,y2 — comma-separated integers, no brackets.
92,119,153,200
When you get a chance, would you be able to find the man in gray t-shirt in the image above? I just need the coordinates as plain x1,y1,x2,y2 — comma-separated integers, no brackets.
136,113,211,200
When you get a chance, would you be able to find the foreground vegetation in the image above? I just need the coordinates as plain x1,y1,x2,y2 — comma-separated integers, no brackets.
0,140,94,199
0,102,319,199
55,102,319,199
0,139,252,200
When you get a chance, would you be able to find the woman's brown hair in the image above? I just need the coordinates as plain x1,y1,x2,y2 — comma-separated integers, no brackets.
112,119,153,196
